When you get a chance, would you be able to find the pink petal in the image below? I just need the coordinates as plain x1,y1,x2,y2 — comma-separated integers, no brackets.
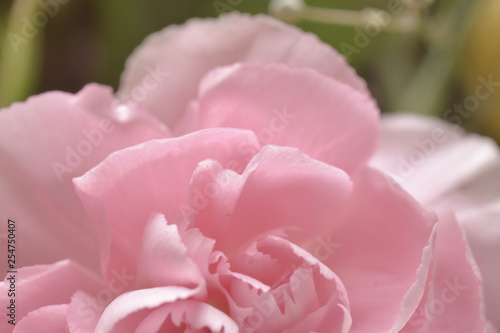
206,250,270,324
134,300,239,333
456,205,500,329
321,167,437,332
487,321,499,333
370,113,499,204
431,156,500,330
190,145,352,254
402,212,486,332
226,236,350,332
185,159,244,236
432,160,500,211
179,63,379,175
372,113,500,328
136,213,204,289
67,221,215,332
14,304,68,333
73,128,260,287
283,303,352,333
0,84,168,271
95,284,205,333
179,222,218,277
119,13,368,127
67,291,103,333
0,260,104,333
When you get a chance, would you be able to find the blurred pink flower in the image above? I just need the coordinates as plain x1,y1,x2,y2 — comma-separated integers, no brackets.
0,13,498,333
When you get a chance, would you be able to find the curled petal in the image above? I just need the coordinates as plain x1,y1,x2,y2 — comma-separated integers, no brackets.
95,284,206,333
0,84,168,271
0,260,104,333
402,212,486,332
213,236,350,332
180,63,379,175
321,168,437,332
73,128,260,286
372,113,500,328
136,213,204,289
189,145,352,254
14,304,68,333
119,13,368,127
134,300,239,333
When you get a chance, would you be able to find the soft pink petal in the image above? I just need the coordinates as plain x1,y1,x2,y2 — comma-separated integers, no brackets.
402,212,486,332
73,128,260,287
203,237,349,332
206,250,269,325
67,219,216,333
487,321,500,333
67,291,103,333
178,63,379,175
455,205,500,329
184,159,244,236
370,112,499,205
0,260,104,333
136,213,203,289
14,304,68,333
0,84,168,271
372,113,500,328
190,145,352,254
95,284,205,333
283,303,352,333
119,13,368,127
431,159,500,330
431,161,500,211
134,300,239,333
226,236,350,332
179,222,217,277
320,167,437,332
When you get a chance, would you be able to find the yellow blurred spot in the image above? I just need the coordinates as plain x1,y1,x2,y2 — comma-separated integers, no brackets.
461,0,500,142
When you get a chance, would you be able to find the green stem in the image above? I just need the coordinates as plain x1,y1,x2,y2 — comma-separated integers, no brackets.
396,0,481,115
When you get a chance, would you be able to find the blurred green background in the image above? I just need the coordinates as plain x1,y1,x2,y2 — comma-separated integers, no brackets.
0,0,498,142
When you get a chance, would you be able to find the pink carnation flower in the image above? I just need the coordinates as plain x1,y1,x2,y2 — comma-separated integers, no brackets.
0,13,498,333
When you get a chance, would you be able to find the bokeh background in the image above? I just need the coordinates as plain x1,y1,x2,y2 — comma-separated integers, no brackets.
0,0,498,142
